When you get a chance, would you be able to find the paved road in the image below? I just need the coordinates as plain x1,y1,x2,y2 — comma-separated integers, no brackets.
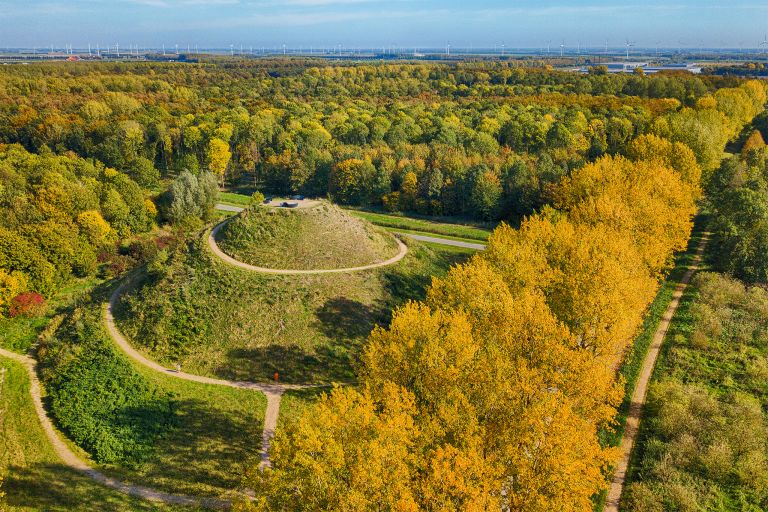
0,347,229,509
603,235,709,512
214,203,486,251
400,233,486,250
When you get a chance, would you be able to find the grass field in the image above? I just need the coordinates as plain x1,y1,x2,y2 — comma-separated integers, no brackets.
218,191,252,207
217,202,401,270
115,235,469,385
0,357,198,511
346,209,493,242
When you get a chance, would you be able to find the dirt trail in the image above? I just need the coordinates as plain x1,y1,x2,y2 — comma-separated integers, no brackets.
0,347,229,509
603,234,709,512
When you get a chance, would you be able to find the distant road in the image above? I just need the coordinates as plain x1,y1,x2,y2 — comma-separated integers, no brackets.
401,233,486,250
214,203,486,250
215,203,245,212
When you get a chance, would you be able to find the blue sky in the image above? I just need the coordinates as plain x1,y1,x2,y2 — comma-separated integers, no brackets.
1,1,767,49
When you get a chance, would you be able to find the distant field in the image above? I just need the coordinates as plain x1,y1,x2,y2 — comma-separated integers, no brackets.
218,191,251,207
0,358,194,512
346,209,493,242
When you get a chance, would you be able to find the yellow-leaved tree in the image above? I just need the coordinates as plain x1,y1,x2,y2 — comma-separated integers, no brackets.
206,137,231,184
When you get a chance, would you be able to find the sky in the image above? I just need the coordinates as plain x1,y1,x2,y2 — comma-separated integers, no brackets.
1,0,768,50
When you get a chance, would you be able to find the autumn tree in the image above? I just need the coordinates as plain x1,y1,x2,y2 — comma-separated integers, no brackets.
206,137,231,184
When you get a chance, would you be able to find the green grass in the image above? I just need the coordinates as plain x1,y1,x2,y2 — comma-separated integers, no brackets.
346,209,493,242
388,227,487,246
106,355,266,498
278,387,328,430
0,357,197,511
218,192,252,207
217,201,401,270
592,222,707,511
115,236,469,385
0,277,101,354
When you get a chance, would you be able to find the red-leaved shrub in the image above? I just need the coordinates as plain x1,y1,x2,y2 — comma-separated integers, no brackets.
9,292,46,318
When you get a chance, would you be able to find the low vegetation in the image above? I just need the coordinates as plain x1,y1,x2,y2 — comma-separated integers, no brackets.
625,272,768,511
216,201,400,270
37,300,266,497
0,357,195,511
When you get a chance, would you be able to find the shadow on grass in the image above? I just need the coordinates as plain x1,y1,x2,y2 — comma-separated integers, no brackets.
4,463,201,511
225,341,359,385
105,397,262,497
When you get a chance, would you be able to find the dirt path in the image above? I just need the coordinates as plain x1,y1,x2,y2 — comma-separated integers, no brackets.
105,281,319,469
604,234,709,512
0,347,229,510
208,218,408,275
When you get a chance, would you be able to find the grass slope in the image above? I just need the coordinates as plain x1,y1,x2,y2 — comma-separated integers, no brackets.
0,357,196,511
115,236,469,385
216,202,400,270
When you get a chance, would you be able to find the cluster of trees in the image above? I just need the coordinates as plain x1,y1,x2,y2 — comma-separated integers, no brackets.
626,272,768,510
708,125,768,282
0,144,156,316
239,132,703,510
0,62,756,222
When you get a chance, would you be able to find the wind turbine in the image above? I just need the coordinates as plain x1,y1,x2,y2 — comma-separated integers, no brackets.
625,39,635,60
560,40,565,57
546,39,551,55
761,35,768,55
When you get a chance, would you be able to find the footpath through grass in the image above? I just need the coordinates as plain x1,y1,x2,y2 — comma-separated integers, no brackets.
592,221,707,511
0,357,197,512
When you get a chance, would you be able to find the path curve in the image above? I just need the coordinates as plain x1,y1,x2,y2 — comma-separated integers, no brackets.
106,280,319,469
603,234,709,512
208,217,408,275
0,347,230,510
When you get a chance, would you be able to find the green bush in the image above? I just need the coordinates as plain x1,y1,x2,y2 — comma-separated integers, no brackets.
39,306,175,466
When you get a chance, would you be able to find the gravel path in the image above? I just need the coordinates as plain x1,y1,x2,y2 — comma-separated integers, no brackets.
603,234,709,512
398,233,486,250
0,347,229,509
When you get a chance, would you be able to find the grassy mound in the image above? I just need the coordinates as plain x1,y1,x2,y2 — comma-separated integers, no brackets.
115,236,470,385
215,201,401,270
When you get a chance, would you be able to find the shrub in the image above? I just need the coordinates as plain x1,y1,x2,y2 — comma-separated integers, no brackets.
39,307,175,466
8,291,46,318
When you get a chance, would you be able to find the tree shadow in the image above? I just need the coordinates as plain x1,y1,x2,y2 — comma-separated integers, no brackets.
314,297,387,340
4,462,207,511
224,341,359,385
103,397,262,498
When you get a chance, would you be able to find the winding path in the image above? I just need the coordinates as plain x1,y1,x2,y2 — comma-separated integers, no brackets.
0,347,230,510
106,280,318,470
603,234,709,512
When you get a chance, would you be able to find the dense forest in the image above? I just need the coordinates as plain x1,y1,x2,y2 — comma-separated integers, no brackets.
1,59,767,511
